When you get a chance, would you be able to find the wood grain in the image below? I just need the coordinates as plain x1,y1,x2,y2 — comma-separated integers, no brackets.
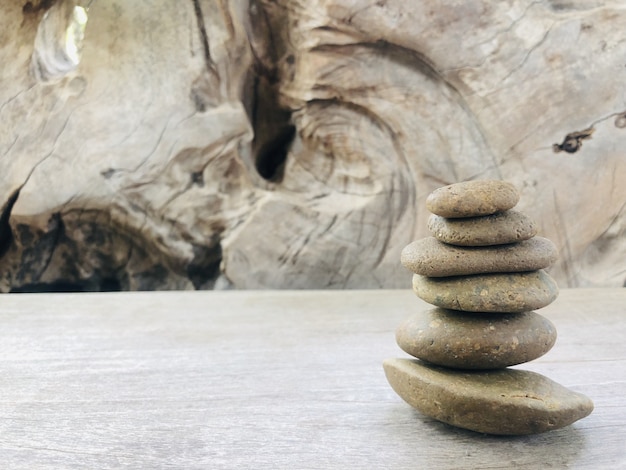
0,288,623,469
1,1,626,291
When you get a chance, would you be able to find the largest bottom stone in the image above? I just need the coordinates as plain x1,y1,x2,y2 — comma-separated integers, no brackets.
383,358,593,435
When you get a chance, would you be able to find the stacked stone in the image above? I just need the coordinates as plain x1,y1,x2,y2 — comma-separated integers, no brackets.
383,180,593,435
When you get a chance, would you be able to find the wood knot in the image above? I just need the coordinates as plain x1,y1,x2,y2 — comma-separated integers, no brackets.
23,0,57,14
552,127,595,154
614,112,626,129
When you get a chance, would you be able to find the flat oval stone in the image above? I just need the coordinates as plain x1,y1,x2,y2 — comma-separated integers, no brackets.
396,308,557,369
383,358,594,435
412,270,558,312
428,210,537,246
426,180,519,218
401,237,557,277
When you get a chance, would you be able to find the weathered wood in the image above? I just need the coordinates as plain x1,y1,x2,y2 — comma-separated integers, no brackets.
0,288,624,468
0,1,625,290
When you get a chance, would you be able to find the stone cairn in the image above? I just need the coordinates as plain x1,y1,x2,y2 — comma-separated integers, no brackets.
383,180,593,435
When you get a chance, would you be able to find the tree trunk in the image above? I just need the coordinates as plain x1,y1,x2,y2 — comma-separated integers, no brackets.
0,0,624,291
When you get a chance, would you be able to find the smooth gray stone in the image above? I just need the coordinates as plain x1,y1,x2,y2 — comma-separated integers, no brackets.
428,210,537,246
396,308,557,369
383,358,594,435
401,236,557,277
412,270,558,312
426,180,519,218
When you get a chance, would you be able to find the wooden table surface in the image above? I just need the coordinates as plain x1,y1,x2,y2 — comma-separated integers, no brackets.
0,289,624,469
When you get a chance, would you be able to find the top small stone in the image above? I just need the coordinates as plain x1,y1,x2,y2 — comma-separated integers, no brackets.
426,180,520,218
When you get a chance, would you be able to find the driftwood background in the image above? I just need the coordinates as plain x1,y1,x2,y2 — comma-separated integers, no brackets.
0,0,624,291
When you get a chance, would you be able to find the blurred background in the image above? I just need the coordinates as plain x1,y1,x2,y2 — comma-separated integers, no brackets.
0,0,624,292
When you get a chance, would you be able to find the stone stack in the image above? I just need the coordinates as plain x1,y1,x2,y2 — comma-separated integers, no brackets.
383,180,593,435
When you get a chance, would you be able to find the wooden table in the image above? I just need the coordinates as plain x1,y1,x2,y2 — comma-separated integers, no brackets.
0,289,623,469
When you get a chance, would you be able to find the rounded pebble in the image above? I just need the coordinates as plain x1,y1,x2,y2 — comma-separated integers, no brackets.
426,180,519,218
396,308,557,369
401,237,557,277
383,358,594,435
412,270,559,312
428,210,537,246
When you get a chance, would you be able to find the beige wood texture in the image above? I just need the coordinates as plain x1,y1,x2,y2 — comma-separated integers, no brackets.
0,288,623,469
1,1,625,291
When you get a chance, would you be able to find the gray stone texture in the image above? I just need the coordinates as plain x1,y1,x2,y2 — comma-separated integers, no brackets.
396,308,557,369
401,236,557,277
383,358,594,435
426,181,519,218
428,210,537,246
412,270,559,312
